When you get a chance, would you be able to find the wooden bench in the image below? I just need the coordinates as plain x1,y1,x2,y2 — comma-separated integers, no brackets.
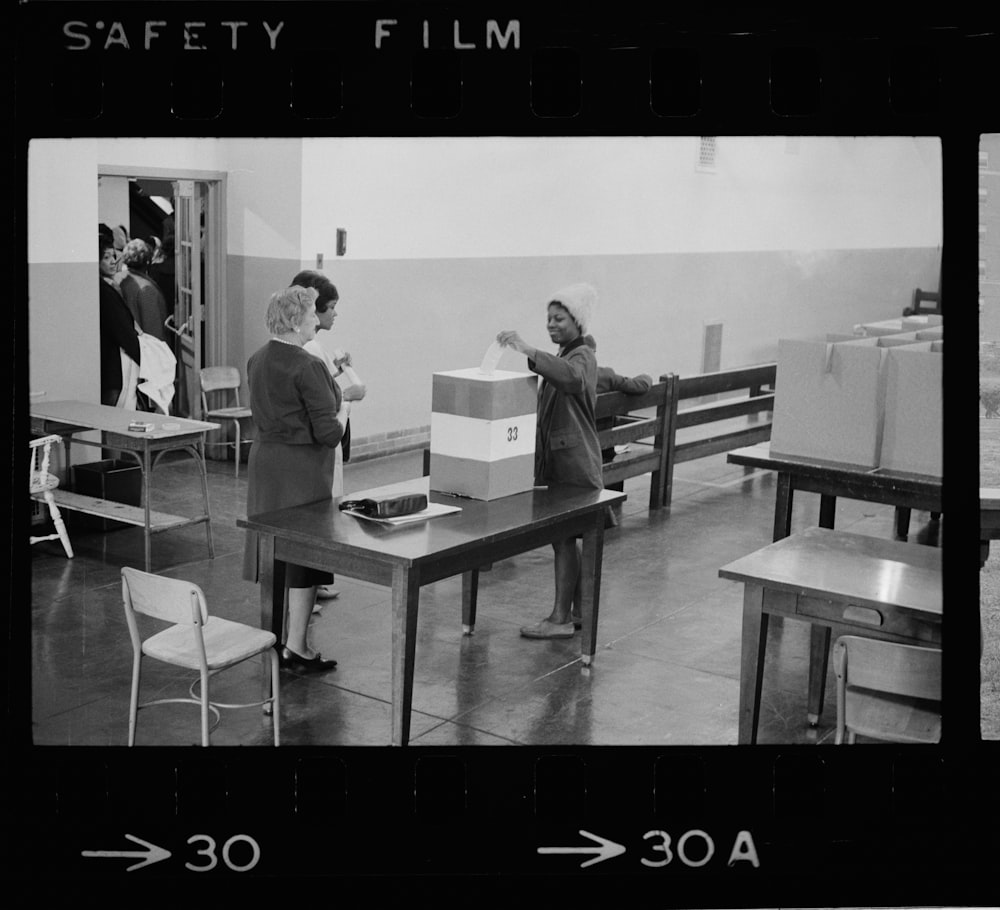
31,490,195,532
595,378,671,511
663,362,776,508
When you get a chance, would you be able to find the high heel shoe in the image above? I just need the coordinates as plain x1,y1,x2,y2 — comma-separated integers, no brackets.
279,647,338,672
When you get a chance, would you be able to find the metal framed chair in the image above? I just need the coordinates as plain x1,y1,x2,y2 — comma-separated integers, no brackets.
29,434,74,558
833,635,941,744
199,366,253,478
121,567,280,746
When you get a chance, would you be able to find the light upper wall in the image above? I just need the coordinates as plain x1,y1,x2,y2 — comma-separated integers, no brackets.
300,136,942,260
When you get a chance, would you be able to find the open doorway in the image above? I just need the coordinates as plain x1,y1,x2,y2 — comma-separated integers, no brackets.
97,169,226,419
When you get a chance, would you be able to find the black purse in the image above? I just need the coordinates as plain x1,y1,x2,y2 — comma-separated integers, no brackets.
339,492,428,518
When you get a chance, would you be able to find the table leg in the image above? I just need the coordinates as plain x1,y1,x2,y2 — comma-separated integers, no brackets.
391,564,420,746
738,584,769,745
807,625,831,725
818,494,836,529
982,540,991,569
895,506,912,539
773,474,794,541
259,535,285,709
195,440,215,558
142,446,152,572
461,569,479,635
579,511,605,667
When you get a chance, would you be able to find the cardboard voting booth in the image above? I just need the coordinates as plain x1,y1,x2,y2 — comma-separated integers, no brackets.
771,333,942,473
879,341,943,476
430,368,538,500
770,337,889,468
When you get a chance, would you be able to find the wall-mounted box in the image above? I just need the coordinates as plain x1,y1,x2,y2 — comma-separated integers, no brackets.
879,341,943,477
429,368,538,500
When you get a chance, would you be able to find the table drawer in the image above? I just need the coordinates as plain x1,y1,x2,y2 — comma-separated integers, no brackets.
797,594,941,644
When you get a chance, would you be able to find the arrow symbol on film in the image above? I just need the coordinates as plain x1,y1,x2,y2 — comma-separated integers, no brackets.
537,829,626,868
81,834,171,871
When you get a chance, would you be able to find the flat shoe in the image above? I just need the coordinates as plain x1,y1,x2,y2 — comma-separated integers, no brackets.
520,620,575,640
315,586,340,600
279,647,338,671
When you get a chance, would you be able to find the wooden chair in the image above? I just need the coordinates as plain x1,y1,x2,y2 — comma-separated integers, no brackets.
29,435,74,558
833,635,941,744
199,366,253,478
121,567,280,746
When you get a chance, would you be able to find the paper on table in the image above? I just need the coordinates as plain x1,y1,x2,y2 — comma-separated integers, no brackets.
478,341,504,375
343,501,463,526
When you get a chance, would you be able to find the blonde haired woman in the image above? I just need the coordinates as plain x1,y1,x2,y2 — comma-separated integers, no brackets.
242,287,351,671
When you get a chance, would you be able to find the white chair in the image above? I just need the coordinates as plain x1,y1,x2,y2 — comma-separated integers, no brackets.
121,567,280,746
29,435,74,558
833,635,941,744
199,366,253,478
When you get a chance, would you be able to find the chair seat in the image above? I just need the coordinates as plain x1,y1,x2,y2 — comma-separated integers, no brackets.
205,407,252,420
30,472,59,494
143,616,276,670
844,686,942,743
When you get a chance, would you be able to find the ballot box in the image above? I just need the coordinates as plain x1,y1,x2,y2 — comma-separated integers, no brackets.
879,341,943,476
430,368,538,499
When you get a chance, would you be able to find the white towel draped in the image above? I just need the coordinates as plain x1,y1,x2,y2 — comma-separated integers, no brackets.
136,334,178,414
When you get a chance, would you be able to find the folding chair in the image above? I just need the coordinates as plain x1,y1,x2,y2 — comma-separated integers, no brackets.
122,567,279,746
833,635,941,744
200,366,253,478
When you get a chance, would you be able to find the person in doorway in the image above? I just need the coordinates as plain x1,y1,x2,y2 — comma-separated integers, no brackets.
99,236,141,407
497,282,604,640
242,286,351,672
290,269,367,605
119,239,170,341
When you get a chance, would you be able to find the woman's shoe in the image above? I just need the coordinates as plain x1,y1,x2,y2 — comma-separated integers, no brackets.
316,585,340,600
279,647,338,671
520,619,575,640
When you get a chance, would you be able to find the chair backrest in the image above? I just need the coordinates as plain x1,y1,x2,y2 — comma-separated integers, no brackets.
200,366,243,410
834,635,941,701
121,566,209,627
29,435,61,487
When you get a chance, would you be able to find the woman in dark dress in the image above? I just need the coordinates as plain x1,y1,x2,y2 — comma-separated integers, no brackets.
242,286,352,671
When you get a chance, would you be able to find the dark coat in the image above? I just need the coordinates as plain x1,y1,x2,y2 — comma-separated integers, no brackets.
99,278,140,396
120,270,170,341
529,336,603,490
242,341,345,585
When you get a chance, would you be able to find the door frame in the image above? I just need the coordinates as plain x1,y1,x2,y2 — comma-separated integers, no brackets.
97,164,229,375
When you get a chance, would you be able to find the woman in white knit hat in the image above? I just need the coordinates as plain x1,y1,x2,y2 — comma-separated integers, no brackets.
497,282,604,639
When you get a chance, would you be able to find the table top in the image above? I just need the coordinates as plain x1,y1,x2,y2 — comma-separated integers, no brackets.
728,443,941,489
718,526,942,617
31,400,219,438
239,476,626,568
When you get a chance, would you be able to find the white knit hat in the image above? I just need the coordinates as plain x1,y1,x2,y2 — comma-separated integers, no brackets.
549,282,597,335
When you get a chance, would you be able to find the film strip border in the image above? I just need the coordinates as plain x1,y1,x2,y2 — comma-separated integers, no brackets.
11,746,998,895
14,3,1000,133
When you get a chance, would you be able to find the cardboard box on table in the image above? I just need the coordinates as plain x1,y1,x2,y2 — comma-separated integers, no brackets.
430,368,538,500
857,314,943,337
770,334,929,469
879,341,943,477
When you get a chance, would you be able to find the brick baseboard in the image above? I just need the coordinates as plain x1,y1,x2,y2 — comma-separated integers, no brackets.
347,425,430,463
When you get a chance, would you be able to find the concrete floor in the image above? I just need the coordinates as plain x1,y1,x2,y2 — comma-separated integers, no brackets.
29,446,937,747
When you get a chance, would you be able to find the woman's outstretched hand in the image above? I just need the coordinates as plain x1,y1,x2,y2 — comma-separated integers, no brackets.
497,330,533,357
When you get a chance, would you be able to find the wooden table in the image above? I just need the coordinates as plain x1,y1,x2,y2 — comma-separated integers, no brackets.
718,527,942,744
238,478,625,746
727,442,942,723
30,400,218,571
